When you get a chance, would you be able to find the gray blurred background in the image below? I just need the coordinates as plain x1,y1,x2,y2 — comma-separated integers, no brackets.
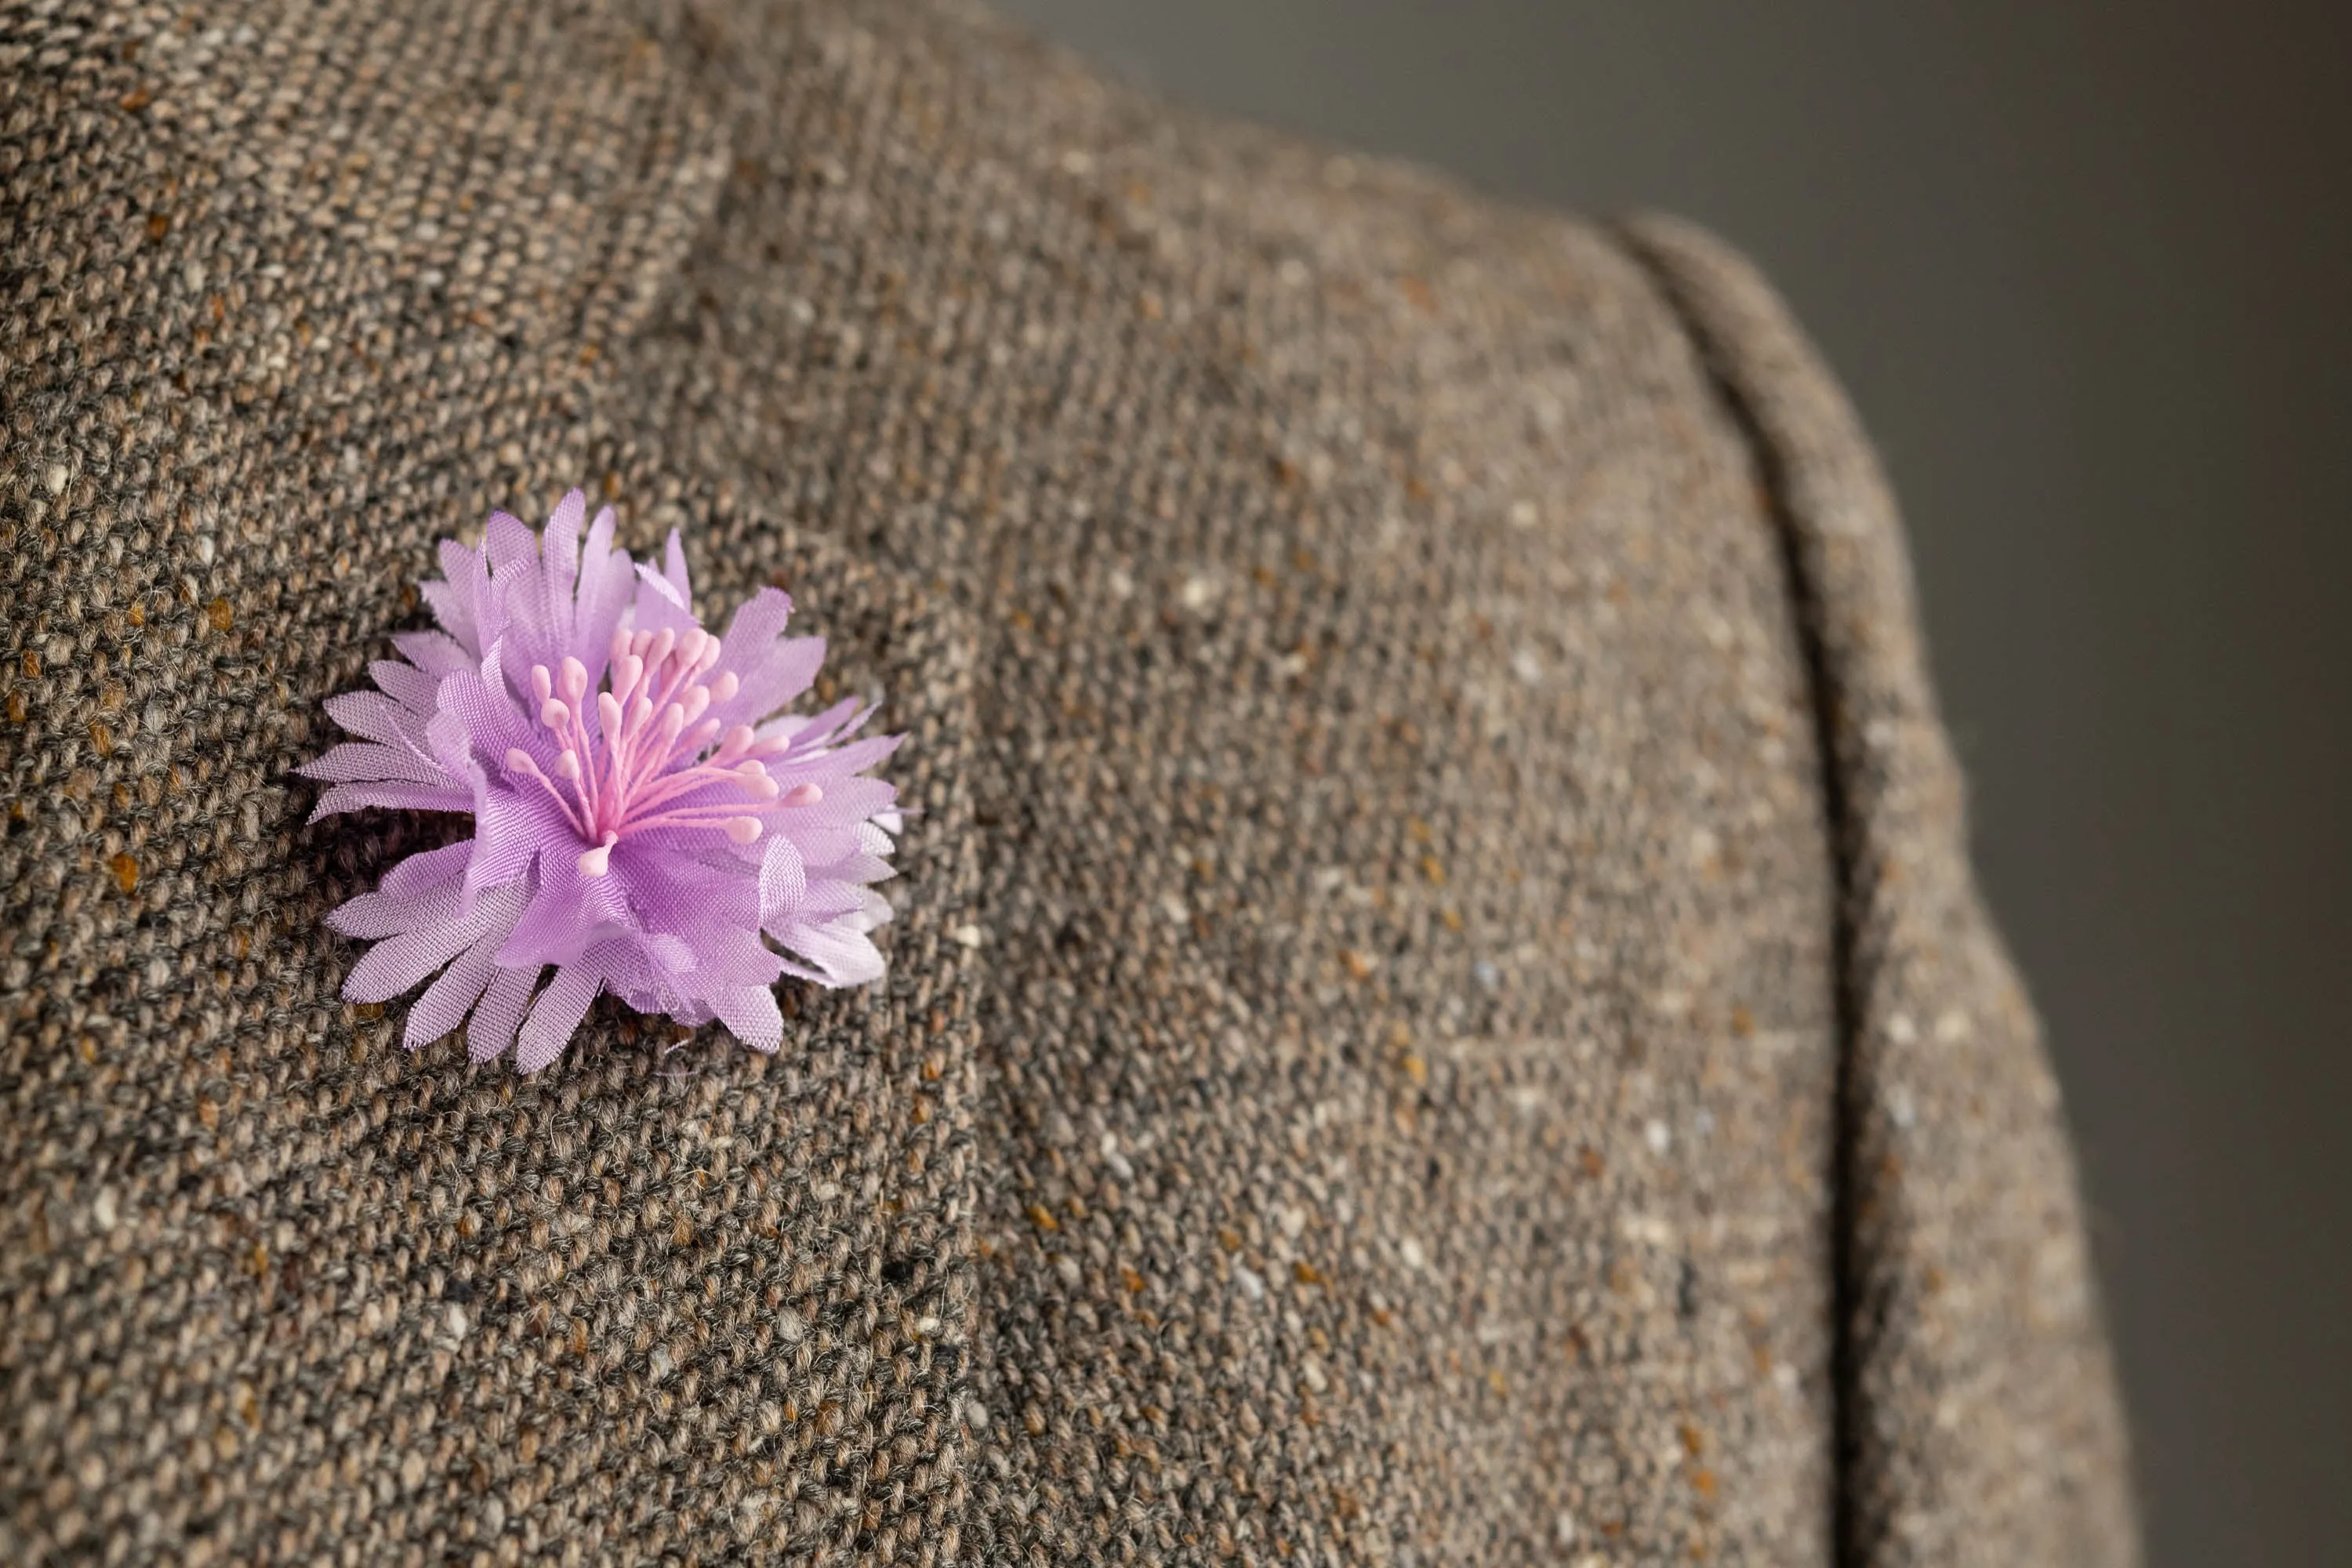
994,3,2350,1563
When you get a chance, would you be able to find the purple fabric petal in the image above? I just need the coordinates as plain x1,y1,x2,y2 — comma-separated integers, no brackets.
572,506,632,677
790,880,873,922
517,961,602,1072
674,920,785,989
712,985,782,1054
631,562,694,637
381,840,474,899
774,920,886,988
467,964,539,1064
309,782,473,821
326,887,451,942
713,637,826,730
405,942,496,1048
541,489,584,646
464,786,562,898
403,883,525,1048
718,586,793,660
299,741,448,786
485,510,535,570
791,731,903,779
323,690,431,753
824,852,897,887
419,581,471,655
343,884,521,1004
497,850,635,969
789,775,898,828
430,538,495,655
758,836,808,917
436,644,532,761
368,658,440,713
393,629,472,676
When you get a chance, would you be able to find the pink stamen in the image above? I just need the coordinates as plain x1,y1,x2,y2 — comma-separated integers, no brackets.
506,644,812,864
578,833,619,877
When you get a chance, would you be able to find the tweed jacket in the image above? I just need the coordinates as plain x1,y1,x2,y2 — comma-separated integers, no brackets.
1,2,2136,1563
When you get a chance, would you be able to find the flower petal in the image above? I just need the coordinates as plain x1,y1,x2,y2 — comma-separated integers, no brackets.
343,882,521,1004
484,510,536,570
717,585,793,660
713,637,826,729
572,505,633,676
392,630,472,677
467,964,539,1064
380,840,474,899
497,849,635,968
541,489,585,633
757,834,808,919
516,961,601,1072
402,890,522,1051
368,658,440,713
323,690,432,753
775,917,886,989
466,785,570,895
299,740,451,786
308,782,473,822
789,775,897,828
713,984,782,1054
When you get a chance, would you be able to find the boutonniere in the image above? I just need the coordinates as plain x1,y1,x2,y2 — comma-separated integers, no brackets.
301,492,902,1070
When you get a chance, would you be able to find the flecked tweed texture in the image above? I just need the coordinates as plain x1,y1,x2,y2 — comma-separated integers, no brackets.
0,2,2135,1564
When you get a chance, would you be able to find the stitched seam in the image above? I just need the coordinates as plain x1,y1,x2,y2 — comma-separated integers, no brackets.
1608,222,1866,1568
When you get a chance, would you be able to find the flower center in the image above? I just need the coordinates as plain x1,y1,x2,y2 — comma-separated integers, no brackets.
503,624,821,877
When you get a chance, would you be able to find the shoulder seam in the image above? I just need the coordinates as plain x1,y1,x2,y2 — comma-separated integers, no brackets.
1605,215,1868,1568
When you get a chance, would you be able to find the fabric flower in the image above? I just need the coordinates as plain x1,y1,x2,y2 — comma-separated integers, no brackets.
301,491,902,1070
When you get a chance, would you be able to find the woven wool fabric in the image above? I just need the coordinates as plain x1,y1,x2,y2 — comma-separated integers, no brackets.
0,2,2136,1564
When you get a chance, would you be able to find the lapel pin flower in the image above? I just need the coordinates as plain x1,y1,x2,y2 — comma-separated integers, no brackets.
301,491,902,1071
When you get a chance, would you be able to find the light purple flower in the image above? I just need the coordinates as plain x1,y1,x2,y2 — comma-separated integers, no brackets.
301,491,902,1071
